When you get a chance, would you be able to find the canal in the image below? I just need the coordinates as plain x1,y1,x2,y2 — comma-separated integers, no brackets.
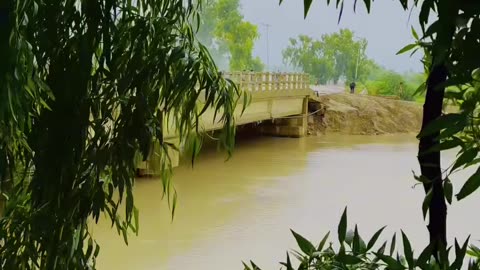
93,134,480,270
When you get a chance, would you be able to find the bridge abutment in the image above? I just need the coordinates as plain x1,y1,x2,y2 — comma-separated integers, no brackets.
259,97,309,138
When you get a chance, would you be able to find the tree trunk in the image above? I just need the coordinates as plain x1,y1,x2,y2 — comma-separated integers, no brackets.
418,64,448,251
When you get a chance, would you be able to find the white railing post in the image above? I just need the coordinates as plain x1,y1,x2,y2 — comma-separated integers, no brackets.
285,73,289,91
288,73,293,91
267,72,272,91
295,73,299,90
264,72,268,91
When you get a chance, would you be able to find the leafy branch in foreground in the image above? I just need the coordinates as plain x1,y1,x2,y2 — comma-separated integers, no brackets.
0,0,242,269
244,208,480,270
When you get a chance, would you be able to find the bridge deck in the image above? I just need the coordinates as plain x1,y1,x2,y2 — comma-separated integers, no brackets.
164,72,318,139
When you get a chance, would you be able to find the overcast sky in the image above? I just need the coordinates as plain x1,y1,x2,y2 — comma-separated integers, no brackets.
240,0,423,73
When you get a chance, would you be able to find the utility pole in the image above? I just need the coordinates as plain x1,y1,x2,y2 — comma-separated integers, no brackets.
261,23,271,71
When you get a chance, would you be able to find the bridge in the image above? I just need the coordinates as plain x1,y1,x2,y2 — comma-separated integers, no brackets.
138,72,323,173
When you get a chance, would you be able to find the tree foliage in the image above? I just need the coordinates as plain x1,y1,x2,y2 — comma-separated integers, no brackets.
0,0,241,269
197,0,264,71
282,29,371,84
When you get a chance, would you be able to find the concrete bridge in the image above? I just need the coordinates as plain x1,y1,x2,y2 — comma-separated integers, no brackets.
138,72,322,173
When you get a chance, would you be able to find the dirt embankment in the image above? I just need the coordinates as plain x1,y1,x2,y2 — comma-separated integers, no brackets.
309,94,423,135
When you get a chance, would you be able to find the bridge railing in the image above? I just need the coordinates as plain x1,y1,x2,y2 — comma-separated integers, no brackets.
222,72,310,92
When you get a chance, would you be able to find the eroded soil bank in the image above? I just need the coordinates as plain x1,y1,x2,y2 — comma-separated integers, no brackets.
308,94,422,135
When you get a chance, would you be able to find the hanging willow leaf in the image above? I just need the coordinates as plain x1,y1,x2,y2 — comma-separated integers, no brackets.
457,167,480,201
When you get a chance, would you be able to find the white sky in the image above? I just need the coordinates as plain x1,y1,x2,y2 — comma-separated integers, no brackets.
240,0,423,73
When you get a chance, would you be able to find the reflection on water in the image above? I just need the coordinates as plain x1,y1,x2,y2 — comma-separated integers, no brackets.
93,134,480,270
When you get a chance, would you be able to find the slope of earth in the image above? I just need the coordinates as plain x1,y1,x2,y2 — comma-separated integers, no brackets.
310,94,423,135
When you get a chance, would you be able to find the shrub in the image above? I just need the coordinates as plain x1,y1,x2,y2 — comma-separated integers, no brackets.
244,208,480,270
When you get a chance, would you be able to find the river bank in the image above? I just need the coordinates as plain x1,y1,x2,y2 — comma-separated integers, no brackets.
309,93,423,135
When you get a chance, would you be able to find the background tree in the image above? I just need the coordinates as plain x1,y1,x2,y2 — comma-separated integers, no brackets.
283,29,370,84
0,0,241,269
322,29,369,83
282,35,334,84
197,0,264,71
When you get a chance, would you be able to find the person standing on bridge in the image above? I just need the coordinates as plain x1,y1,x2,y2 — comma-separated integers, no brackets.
349,81,356,94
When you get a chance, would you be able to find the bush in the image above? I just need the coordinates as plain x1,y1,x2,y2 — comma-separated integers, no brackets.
362,69,425,101
244,208,480,270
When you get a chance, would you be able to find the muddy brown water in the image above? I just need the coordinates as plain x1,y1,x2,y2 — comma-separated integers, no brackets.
93,134,480,270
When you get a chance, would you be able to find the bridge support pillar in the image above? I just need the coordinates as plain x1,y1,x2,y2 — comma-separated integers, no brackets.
260,97,308,138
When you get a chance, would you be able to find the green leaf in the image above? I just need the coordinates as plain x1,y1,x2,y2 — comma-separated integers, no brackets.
416,243,433,269
413,172,432,184
450,237,470,270
304,0,313,18
377,241,388,255
451,148,478,172
421,138,463,155
396,44,417,55
423,188,433,219
280,252,294,270
337,253,363,265
363,0,371,12
419,0,433,26
171,191,178,221
94,243,101,257
250,261,261,270
444,179,453,205
457,167,480,201
338,207,347,243
390,233,397,256
373,241,388,264
317,231,330,251
352,225,361,255
411,26,419,40
417,113,465,139
133,206,140,235
337,1,344,24
413,82,426,96
291,230,315,255
425,20,440,37
375,253,405,270
242,261,252,270
367,226,386,250
401,231,414,268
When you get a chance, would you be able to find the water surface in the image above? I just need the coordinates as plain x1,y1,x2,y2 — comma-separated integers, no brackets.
94,134,480,270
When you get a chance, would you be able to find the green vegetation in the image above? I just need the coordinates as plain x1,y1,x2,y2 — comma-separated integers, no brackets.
283,29,425,101
196,0,264,71
283,29,373,84
362,66,425,101
243,0,480,268
245,209,480,270
0,0,241,269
